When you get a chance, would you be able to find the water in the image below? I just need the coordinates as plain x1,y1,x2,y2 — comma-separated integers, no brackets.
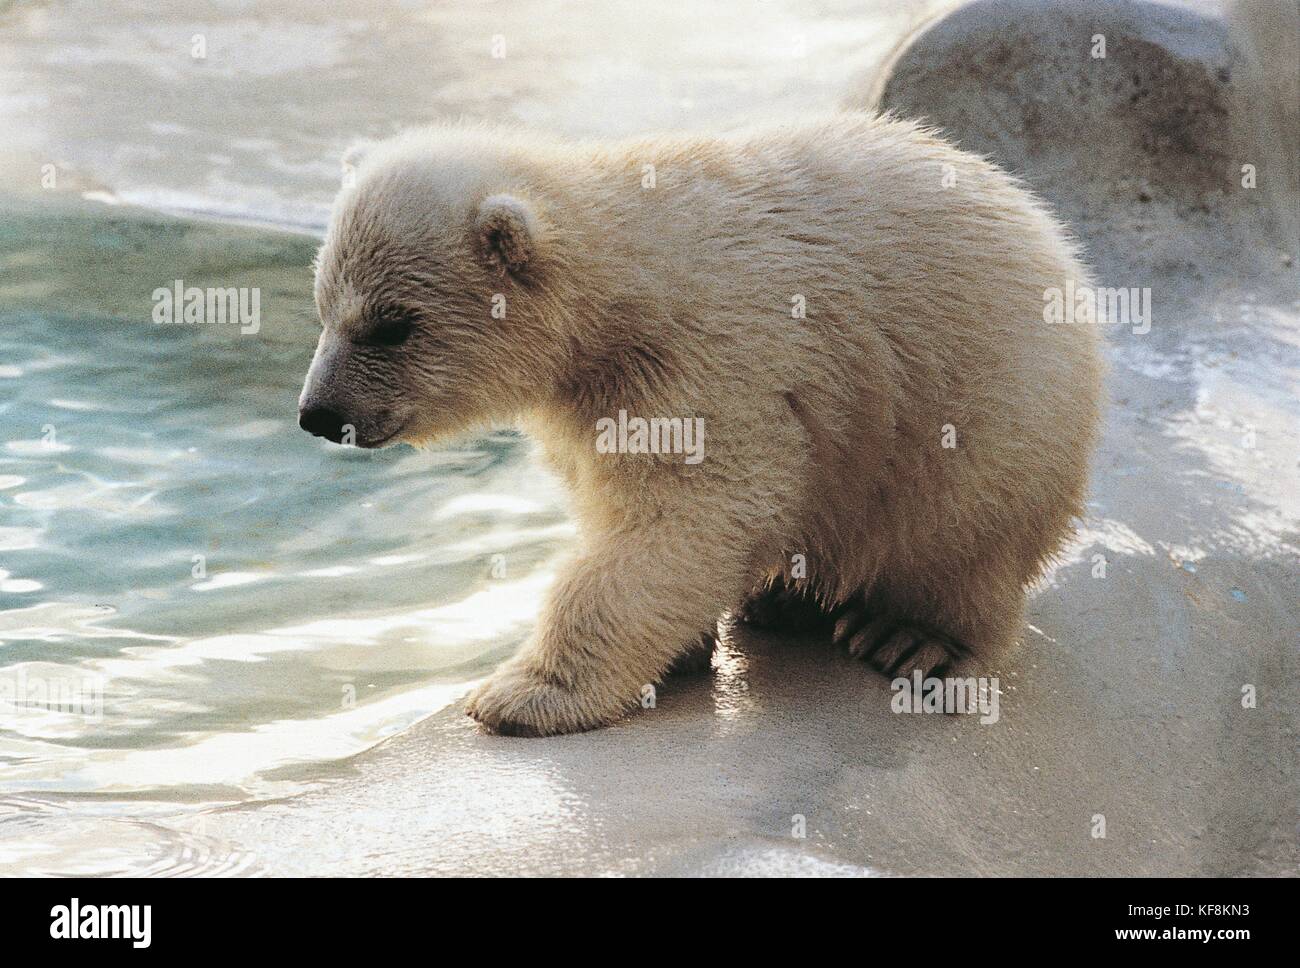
0,194,574,872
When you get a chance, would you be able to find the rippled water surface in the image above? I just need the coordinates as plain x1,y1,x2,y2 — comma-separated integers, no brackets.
0,195,573,871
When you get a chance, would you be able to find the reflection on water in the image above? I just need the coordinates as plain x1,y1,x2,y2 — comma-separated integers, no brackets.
0,195,573,872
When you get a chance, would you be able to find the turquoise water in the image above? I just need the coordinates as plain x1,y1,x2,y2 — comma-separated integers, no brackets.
0,195,571,870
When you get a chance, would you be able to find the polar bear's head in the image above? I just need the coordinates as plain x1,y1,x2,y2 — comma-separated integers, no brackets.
298,132,563,449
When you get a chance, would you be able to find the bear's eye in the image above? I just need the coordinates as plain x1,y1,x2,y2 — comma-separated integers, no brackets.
364,310,415,347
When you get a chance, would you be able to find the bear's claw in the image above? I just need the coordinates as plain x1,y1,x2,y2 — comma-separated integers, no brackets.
834,605,965,678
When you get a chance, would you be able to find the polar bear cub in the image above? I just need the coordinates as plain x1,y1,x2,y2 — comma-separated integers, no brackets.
299,114,1104,736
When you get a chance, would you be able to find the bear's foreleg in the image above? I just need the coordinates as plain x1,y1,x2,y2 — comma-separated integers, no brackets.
466,530,745,736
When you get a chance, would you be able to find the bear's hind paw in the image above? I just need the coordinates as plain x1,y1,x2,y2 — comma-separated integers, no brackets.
837,610,967,679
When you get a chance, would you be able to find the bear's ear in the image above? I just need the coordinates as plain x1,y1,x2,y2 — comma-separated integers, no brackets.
341,139,376,179
474,194,539,275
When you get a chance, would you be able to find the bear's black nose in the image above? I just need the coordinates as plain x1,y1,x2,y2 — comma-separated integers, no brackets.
299,406,348,443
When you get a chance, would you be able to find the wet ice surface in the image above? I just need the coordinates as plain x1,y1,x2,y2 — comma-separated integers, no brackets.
1,0,1297,876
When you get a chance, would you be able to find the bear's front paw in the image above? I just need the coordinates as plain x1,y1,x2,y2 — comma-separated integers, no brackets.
465,665,629,737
